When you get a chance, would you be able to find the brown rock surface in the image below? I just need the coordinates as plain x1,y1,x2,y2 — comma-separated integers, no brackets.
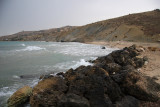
28,45,160,107
121,71,160,101
7,86,32,107
30,77,67,107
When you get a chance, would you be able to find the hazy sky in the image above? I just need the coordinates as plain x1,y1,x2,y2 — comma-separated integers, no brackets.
0,0,159,36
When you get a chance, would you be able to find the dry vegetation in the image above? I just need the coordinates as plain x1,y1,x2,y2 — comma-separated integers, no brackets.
0,10,160,43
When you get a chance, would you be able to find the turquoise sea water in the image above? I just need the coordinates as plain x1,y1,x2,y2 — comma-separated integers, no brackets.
0,41,116,106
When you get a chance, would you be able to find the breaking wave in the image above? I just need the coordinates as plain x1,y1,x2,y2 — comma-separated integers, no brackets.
21,44,26,46
71,59,93,69
16,46,45,52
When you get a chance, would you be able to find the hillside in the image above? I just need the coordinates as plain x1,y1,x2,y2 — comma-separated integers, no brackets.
0,26,76,41
0,9,160,42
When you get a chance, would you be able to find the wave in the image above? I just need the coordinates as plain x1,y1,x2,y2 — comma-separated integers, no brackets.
42,58,94,73
12,75,20,79
53,43,117,56
71,59,93,69
21,44,26,46
0,78,39,97
0,87,15,97
16,46,45,52
30,79,39,88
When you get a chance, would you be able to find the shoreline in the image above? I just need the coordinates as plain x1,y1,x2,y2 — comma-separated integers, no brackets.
8,44,160,107
86,41,160,84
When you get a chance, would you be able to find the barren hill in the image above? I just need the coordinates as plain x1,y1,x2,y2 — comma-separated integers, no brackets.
0,9,160,42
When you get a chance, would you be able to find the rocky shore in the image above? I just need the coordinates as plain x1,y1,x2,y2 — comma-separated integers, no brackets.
7,45,160,107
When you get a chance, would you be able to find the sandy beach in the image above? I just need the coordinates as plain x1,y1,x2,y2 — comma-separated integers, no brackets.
87,41,160,84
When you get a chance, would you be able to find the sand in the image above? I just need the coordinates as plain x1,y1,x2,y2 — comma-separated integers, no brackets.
86,41,160,84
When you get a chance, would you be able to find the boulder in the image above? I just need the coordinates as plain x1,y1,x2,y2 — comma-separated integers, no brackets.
58,93,90,107
140,100,160,107
7,86,32,107
66,66,123,106
101,46,106,49
30,77,68,107
93,54,114,65
115,96,140,107
100,63,122,74
121,71,160,101
110,45,140,66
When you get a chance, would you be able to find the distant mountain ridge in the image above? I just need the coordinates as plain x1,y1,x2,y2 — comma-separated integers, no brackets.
0,9,160,42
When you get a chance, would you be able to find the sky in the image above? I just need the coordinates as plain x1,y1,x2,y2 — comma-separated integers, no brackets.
0,0,159,36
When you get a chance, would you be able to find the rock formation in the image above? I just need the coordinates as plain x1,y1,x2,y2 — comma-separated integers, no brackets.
8,45,160,107
7,86,32,107
28,45,160,107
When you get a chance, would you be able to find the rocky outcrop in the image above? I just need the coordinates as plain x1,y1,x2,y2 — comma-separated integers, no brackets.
9,45,160,107
30,77,67,107
58,93,90,107
7,86,32,107
121,71,160,101
28,45,160,107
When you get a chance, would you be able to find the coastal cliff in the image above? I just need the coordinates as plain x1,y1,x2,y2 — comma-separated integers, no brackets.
0,9,160,42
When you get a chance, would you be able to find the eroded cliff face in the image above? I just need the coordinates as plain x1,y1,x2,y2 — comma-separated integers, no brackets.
1,10,160,42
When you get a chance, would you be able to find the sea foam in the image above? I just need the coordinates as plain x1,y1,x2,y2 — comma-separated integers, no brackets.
16,46,45,52
71,59,93,69
0,87,15,97
21,44,26,46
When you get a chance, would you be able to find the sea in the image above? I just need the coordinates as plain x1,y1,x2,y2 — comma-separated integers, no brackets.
0,41,117,106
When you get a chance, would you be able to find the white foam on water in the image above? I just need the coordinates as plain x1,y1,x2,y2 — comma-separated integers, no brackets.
13,75,20,79
16,46,45,52
53,43,117,56
50,58,93,71
0,87,15,97
21,44,26,46
71,59,93,69
30,79,39,88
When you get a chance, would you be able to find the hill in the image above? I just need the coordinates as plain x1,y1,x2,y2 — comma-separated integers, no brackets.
0,9,160,42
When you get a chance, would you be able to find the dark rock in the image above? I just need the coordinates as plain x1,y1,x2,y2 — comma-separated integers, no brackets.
93,54,114,65
122,65,136,72
143,56,148,61
26,45,160,106
111,65,136,83
66,66,123,105
104,63,121,74
115,96,140,107
101,46,106,49
58,93,90,107
140,100,160,107
132,57,145,68
20,75,36,79
39,74,54,80
56,72,65,77
30,77,68,107
60,40,66,42
110,45,140,66
121,71,160,101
